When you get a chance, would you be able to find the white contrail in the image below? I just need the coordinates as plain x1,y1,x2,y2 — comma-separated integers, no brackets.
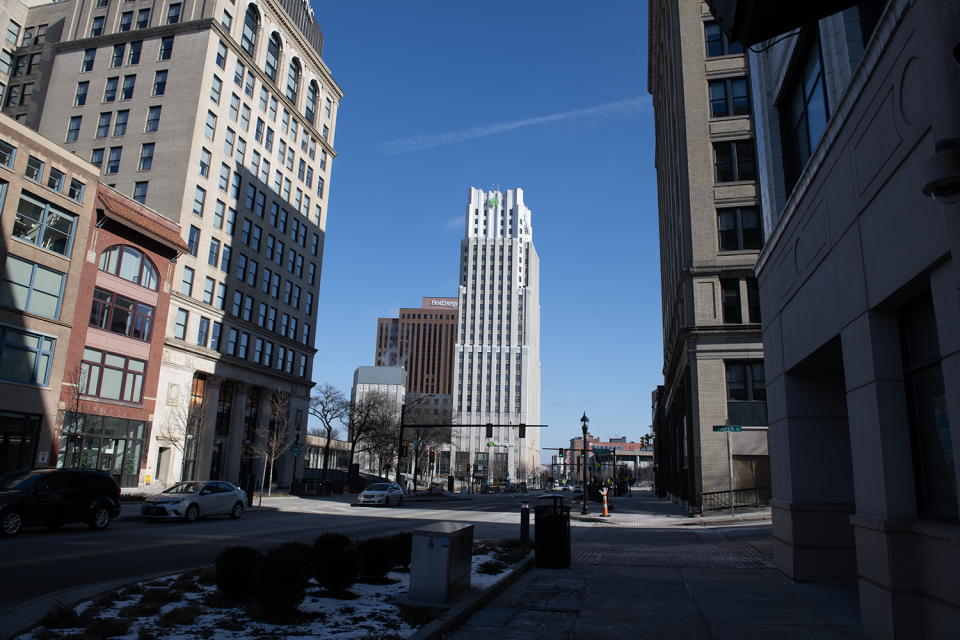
380,96,651,155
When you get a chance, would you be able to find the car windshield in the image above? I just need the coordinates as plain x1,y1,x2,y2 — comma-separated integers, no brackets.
367,484,391,492
0,470,44,490
164,482,205,494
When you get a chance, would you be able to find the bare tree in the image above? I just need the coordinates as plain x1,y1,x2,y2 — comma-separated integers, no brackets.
536,464,552,490
55,363,105,469
250,390,293,496
157,382,210,481
345,390,396,476
403,400,451,489
488,453,509,489
514,459,530,490
309,383,349,480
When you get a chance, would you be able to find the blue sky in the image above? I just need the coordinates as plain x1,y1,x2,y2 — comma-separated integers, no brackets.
309,1,661,460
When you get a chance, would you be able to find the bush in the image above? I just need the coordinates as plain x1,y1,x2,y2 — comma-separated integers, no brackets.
215,545,264,597
314,531,351,552
156,603,204,628
38,600,81,629
477,560,508,575
83,617,132,638
117,601,163,619
397,605,443,628
272,541,317,584
314,547,360,593
391,531,412,569
255,550,308,611
356,537,398,581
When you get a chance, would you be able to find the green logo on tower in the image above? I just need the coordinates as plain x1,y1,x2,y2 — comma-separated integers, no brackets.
487,197,499,208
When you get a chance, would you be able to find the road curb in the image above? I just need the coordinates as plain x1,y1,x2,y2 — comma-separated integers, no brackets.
0,568,187,640
406,552,535,640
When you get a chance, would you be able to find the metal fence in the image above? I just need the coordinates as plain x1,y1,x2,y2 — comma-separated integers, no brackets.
700,486,771,512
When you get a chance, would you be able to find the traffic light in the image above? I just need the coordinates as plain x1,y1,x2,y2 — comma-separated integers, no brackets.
402,445,408,457
485,423,493,438
518,423,526,438
429,451,435,464
558,448,564,459
580,449,585,458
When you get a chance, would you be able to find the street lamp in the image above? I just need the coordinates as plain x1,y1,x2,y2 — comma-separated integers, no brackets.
581,411,589,515
291,423,302,485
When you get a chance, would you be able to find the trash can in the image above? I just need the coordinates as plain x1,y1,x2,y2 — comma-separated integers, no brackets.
534,494,571,569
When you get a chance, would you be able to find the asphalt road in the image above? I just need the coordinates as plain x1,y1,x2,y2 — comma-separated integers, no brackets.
0,493,534,616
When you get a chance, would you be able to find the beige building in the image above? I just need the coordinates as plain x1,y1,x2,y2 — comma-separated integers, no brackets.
647,0,769,512
2,0,342,489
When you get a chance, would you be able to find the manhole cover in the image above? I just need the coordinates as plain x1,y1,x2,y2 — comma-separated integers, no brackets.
577,529,703,546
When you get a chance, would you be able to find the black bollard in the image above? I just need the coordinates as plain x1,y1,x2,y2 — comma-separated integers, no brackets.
520,501,530,542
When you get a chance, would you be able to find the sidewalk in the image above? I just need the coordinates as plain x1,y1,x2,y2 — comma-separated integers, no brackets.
446,492,877,640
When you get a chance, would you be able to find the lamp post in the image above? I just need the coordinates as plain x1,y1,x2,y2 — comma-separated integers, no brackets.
291,424,302,486
581,412,589,515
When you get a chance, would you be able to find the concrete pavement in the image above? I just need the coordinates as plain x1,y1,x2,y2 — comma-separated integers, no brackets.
446,491,878,640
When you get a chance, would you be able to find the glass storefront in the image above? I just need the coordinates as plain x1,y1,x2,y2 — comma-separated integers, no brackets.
57,413,146,487
0,411,40,473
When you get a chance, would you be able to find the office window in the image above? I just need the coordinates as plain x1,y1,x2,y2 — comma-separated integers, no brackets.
244,71,255,97
236,254,247,281
0,325,55,387
241,5,258,55
46,168,65,193
152,71,167,97
292,285,300,309
112,44,126,68
286,59,300,102
119,11,132,31
6,21,21,45
305,81,317,123
181,265,195,295
317,176,324,198
267,307,276,330
68,179,85,203
90,148,104,168
187,226,200,256
91,16,105,37
138,143,154,171
198,316,210,347
780,31,831,195
216,282,226,309
234,61,245,88
263,341,272,367
265,33,280,81
302,323,310,345
128,41,142,65
258,302,267,326
308,262,315,285
309,138,316,160
253,337,263,363
132,181,147,204
322,125,328,140
242,297,252,322
120,75,135,100
136,9,150,29
98,245,159,290
720,278,742,324
159,36,173,61
211,75,222,104
311,233,318,256
247,259,257,286
718,207,761,251
705,21,743,57
220,244,231,272
240,104,250,131
89,287,154,340
230,172,241,199
0,50,12,76
265,127,274,152
113,110,129,135
281,109,289,134
103,77,118,102
746,278,761,324
227,328,238,355
167,3,181,25
11,55,23,77
205,111,217,140
199,147,211,177
0,256,65,319
709,78,750,118
203,276,215,304
219,163,230,192
713,141,756,182
23,157,43,184
75,82,89,106
66,117,82,143
226,207,236,235
79,348,145,403
221,10,232,30
193,186,206,216
262,267,271,293
175,309,188,339
725,361,766,426
211,321,222,351
235,137,246,165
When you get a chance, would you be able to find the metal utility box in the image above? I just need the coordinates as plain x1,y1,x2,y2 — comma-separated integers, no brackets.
408,522,474,602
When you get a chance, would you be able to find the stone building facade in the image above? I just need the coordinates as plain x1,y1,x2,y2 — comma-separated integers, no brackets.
1,0,342,490
647,0,768,511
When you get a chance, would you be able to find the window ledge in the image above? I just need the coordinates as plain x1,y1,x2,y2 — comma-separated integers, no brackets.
79,394,144,409
718,249,762,256
10,236,72,263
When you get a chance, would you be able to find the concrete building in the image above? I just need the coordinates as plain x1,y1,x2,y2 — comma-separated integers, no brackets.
1,0,342,489
350,365,405,477
0,113,100,474
647,0,769,512
711,0,960,635
453,187,541,486
375,296,458,396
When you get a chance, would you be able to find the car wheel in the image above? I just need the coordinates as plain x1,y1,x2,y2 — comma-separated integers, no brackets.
88,504,112,531
1,509,24,537
384,497,390,507
45,522,64,530
230,502,243,519
184,504,200,523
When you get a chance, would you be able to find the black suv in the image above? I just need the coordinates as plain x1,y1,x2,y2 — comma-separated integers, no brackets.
0,469,122,537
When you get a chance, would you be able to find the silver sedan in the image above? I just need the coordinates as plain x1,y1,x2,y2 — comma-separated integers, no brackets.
141,481,246,522
356,482,404,507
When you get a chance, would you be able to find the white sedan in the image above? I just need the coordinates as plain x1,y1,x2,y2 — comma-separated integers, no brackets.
141,481,246,522
356,482,404,507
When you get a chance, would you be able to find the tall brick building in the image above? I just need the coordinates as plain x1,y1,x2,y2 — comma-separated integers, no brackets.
647,0,768,511
374,297,458,396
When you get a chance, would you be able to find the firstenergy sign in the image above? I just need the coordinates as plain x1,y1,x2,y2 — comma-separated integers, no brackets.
430,299,458,309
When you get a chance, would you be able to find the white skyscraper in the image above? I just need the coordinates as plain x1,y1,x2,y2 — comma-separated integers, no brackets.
453,187,541,486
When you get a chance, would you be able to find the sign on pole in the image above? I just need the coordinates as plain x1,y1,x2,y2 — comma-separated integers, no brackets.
712,425,742,432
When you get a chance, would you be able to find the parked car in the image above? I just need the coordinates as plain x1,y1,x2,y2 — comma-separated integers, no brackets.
557,486,572,492
141,481,246,522
356,482,404,507
0,468,122,537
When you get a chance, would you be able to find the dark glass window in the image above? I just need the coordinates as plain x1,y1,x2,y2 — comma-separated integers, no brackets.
779,30,830,195
725,361,767,426
89,287,154,341
708,78,750,118
215,380,234,436
720,278,742,324
704,21,743,57
717,207,762,251
714,141,756,182
746,278,761,324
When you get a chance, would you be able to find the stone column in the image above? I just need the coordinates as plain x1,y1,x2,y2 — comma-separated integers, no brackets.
194,376,222,480
224,382,248,485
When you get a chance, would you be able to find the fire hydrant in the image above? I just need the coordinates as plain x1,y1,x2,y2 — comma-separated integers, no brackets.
601,487,610,517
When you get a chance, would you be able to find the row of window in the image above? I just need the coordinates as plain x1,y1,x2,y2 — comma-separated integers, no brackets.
1,144,86,205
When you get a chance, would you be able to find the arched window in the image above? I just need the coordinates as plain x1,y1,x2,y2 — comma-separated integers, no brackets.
98,245,159,291
265,33,281,82
286,58,301,102
241,5,259,56
305,80,318,123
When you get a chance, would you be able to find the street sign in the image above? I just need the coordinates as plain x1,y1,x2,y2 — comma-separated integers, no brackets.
713,425,742,432
593,448,611,455
291,444,301,457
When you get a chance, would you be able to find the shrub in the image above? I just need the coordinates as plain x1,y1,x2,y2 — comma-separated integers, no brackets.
356,537,398,580
31,628,62,640
314,547,360,593
391,531,412,569
314,531,351,552
139,587,182,605
494,547,529,565
397,605,443,628
38,600,81,629
197,568,217,586
477,560,507,575
83,617,132,638
117,601,163,619
255,550,308,611
215,545,264,597
272,541,317,584
157,603,204,628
